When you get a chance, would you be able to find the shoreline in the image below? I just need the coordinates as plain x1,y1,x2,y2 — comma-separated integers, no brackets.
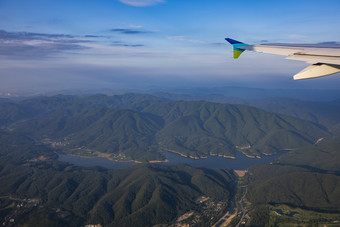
210,152,236,159
164,149,238,160
58,147,284,165
57,151,169,164
57,149,287,171
58,148,264,164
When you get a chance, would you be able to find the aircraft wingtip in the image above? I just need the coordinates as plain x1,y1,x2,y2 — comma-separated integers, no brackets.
225,38,243,45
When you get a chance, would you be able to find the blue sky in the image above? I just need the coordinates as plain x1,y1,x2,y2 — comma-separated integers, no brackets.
0,0,340,94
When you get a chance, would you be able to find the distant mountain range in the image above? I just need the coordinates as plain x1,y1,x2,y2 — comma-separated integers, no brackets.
2,86,340,101
153,93,340,133
0,94,332,162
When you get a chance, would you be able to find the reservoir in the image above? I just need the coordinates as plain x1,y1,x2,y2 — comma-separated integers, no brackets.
58,151,285,170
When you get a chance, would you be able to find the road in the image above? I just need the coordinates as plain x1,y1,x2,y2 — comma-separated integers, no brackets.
235,186,248,227
212,171,249,227
212,197,236,227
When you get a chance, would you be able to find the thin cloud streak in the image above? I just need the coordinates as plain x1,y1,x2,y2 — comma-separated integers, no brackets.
0,41,88,59
110,28,152,34
0,30,93,59
0,30,73,40
111,41,144,47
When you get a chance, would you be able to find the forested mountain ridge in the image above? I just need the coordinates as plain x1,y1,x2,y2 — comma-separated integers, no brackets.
244,98,340,134
0,131,237,226
0,94,331,162
242,137,340,226
146,100,329,158
1,93,340,226
153,93,340,133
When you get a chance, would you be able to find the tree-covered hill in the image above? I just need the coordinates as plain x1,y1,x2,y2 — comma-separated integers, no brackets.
247,164,340,212
0,131,236,227
146,101,329,158
274,137,340,172
0,94,331,161
1,93,340,226
153,93,340,134
245,137,340,216
244,98,340,134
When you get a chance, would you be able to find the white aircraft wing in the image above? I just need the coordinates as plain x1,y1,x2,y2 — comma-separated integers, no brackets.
226,38,340,80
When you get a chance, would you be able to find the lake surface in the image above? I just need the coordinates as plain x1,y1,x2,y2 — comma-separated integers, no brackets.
163,151,285,170
58,151,286,170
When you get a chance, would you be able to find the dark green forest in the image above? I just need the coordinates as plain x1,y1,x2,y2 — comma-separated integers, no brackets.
0,131,236,226
247,137,340,211
1,93,340,226
0,94,330,161
243,137,340,226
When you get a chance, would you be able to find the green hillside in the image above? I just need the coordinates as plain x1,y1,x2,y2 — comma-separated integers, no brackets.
247,164,340,211
1,94,330,161
245,98,340,134
274,137,340,172
147,101,329,158
0,132,236,226
153,94,340,134
241,137,340,226
1,94,340,226
70,109,164,161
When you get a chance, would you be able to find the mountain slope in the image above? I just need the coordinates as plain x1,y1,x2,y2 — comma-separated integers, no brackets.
0,132,236,226
245,98,340,134
70,109,164,161
245,137,340,215
2,94,331,161
146,101,329,158
247,164,340,212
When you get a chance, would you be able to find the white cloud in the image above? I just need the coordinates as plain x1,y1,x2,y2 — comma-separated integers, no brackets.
0,30,89,59
118,0,166,7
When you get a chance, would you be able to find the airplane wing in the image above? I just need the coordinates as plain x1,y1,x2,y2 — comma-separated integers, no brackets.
225,38,340,80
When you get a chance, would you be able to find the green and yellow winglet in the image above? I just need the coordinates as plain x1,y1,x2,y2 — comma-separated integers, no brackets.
225,38,248,59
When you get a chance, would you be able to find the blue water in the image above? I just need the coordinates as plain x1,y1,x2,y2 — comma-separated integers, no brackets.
162,151,284,170
58,151,285,170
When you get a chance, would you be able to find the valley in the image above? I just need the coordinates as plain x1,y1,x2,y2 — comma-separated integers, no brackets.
1,93,340,226
0,94,330,162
